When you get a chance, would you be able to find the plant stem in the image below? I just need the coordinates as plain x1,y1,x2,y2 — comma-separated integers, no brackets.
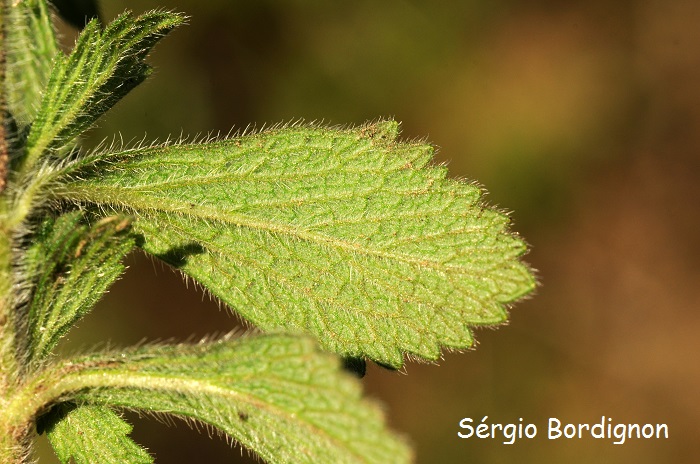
0,423,30,464
0,3,24,462
1,370,47,464
0,0,6,195
0,0,13,391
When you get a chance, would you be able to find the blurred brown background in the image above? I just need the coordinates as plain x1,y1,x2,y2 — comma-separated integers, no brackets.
37,0,700,462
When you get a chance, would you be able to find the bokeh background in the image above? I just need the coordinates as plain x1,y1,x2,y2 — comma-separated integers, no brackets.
37,0,699,462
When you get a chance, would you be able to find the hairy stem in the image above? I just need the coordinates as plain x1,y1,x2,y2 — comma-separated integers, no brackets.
0,422,30,464
0,0,6,194
0,2,25,462
0,380,34,464
0,0,12,389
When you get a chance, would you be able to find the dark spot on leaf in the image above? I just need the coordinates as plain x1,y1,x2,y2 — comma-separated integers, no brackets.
154,242,206,268
238,411,249,422
36,403,77,435
133,233,146,248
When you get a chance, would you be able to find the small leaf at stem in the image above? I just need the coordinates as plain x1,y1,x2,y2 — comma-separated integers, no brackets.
49,335,412,464
21,10,184,171
44,404,152,464
55,121,535,367
22,211,135,361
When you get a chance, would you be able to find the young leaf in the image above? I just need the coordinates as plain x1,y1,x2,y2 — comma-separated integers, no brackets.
42,335,411,463
22,211,135,361
43,404,152,464
55,121,535,367
20,10,184,172
5,0,58,128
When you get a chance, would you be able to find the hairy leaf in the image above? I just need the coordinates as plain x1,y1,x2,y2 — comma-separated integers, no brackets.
21,10,184,171
22,211,135,361
5,0,58,128
56,121,535,367
44,404,152,464
46,335,411,463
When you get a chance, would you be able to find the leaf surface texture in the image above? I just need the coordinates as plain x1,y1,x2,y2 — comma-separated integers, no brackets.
22,211,135,361
45,404,152,464
5,0,58,128
22,10,183,170
50,335,411,463
58,121,535,366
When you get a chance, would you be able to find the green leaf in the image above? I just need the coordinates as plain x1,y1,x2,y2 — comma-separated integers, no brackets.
47,335,411,463
22,211,135,361
5,0,59,128
44,404,152,464
56,121,535,367
20,10,184,172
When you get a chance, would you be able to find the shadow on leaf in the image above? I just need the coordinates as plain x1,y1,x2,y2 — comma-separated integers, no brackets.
153,242,206,268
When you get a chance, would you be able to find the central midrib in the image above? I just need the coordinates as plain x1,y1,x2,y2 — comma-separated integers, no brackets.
59,185,474,274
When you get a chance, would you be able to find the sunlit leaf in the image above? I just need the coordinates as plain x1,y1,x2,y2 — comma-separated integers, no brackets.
56,121,535,367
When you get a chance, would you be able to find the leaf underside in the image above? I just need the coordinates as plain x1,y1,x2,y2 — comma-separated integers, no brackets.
57,120,535,367
51,335,411,463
